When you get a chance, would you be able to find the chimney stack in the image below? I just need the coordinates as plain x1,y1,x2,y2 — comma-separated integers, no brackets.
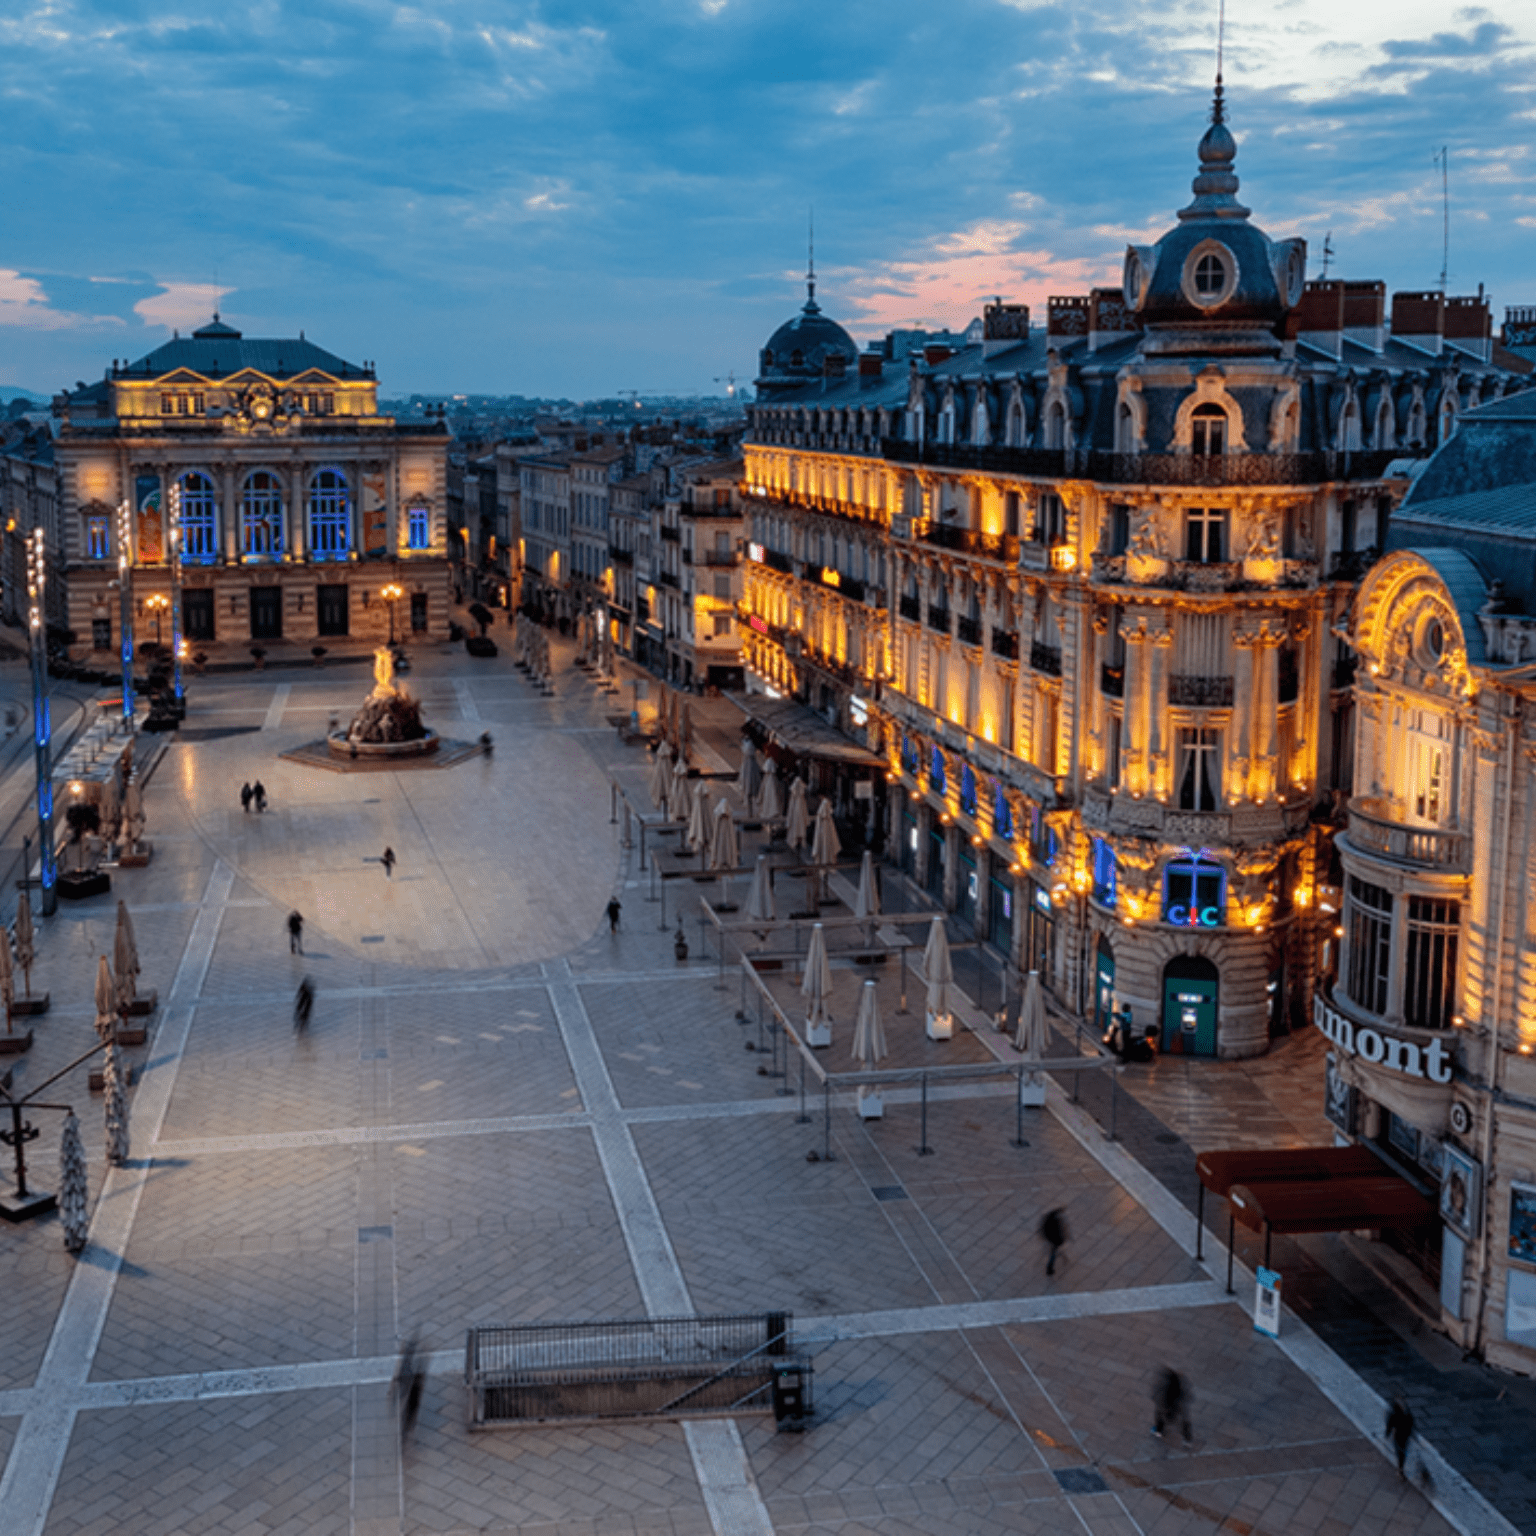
1390,291,1445,356
1290,280,1345,359
1444,294,1493,362
1342,281,1386,354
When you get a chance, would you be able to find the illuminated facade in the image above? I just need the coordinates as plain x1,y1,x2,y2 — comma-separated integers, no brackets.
54,318,450,654
741,88,1531,1058
1328,393,1536,1370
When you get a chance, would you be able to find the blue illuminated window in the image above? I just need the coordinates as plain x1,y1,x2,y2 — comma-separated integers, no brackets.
242,471,284,559
308,468,351,559
178,472,220,563
407,505,430,550
1091,837,1117,909
959,765,977,817
1163,853,1225,928
1027,804,1056,867
993,784,1013,839
901,735,919,775
87,517,109,560
930,747,947,795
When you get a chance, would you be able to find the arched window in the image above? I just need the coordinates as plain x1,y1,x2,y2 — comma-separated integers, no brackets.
1190,403,1226,457
308,468,351,560
1044,401,1066,450
1116,402,1137,453
1006,400,1026,448
178,471,219,563
1162,852,1225,927
242,470,284,559
930,747,947,796
1091,837,1118,909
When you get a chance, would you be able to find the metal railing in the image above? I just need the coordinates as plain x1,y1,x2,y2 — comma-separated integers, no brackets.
1168,673,1234,707
991,629,1019,660
1100,662,1124,697
1344,799,1470,870
1029,642,1062,676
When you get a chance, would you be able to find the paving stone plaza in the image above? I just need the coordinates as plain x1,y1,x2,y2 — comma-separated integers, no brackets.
0,634,1518,1535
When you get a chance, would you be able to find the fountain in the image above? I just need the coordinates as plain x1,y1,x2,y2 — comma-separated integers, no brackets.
328,648,440,760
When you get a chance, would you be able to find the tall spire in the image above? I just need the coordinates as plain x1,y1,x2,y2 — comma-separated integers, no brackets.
1212,0,1226,124
1179,0,1248,223
804,209,820,314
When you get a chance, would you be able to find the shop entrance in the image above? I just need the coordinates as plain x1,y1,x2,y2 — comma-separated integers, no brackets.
1094,938,1116,1038
1162,955,1218,1056
900,810,917,878
926,826,946,900
988,870,1013,955
957,848,978,930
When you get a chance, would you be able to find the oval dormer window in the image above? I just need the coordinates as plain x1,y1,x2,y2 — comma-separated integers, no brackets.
1182,239,1238,309
790,349,804,369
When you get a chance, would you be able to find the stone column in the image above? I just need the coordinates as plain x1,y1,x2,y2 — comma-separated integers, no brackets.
220,460,239,564
1121,615,1149,796
290,461,308,563
1145,625,1174,799
1256,637,1281,801
1231,624,1260,799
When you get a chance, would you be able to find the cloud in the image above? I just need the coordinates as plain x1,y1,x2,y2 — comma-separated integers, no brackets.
0,270,117,332
133,283,233,332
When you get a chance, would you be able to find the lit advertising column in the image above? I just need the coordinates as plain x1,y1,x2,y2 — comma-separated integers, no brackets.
117,498,135,729
26,531,55,914
168,482,185,705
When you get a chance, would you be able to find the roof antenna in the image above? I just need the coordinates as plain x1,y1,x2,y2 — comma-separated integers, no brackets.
1212,0,1226,123
806,208,817,310
213,260,220,323
1434,145,1449,291
1321,231,1334,278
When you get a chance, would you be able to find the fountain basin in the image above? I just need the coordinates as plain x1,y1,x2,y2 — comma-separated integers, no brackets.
327,730,440,761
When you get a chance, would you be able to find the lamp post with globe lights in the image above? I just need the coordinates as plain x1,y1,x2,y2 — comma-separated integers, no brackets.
26,530,55,915
116,499,135,731
382,581,404,645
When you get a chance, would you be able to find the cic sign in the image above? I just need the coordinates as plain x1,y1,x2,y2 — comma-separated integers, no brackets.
1315,997,1454,1084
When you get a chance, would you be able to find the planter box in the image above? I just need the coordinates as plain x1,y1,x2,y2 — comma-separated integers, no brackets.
925,1010,954,1042
0,1029,33,1055
12,994,50,1017
806,1014,832,1048
124,991,158,1017
57,870,111,900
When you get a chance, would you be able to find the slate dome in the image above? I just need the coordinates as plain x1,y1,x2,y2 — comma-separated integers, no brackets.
756,273,858,396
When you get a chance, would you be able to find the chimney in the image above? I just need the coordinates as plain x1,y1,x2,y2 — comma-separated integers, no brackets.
823,352,847,380
1047,295,1090,340
1445,293,1493,362
1390,291,1445,356
1087,288,1140,353
922,345,953,367
858,350,884,385
1290,280,1344,359
1342,280,1386,354
983,301,1030,358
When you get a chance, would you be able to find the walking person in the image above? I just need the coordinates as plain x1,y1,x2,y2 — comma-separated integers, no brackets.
288,910,304,955
392,1332,425,1441
1152,1366,1192,1443
1040,1206,1067,1276
1386,1396,1415,1479
381,846,396,879
293,977,315,1033
606,896,622,934
253,779,268,813
240,782,253,814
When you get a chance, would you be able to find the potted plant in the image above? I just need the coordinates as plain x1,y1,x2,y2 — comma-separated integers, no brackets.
58,802,110,899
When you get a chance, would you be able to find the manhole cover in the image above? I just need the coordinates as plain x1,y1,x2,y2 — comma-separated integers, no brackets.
871,1185,909,1202
357,1225,394,1244
1054,1467,1107,1495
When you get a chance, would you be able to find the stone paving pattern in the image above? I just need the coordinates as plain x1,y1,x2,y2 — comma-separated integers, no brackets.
0,622,1501,1534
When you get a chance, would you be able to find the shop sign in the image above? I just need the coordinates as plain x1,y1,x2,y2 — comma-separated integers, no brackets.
1254,1267,1282,1337
749,615,767,635
1314,998,1454,1084
850,694,869,726
747,542,765,563
1166,903,1221,928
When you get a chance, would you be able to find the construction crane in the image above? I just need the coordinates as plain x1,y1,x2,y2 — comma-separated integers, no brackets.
713,372,741,398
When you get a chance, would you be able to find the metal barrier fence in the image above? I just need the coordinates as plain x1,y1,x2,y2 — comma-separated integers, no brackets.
465,1312,812,1429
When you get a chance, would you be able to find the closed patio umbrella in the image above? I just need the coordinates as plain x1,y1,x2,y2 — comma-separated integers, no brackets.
687,781,711,855
923,915,955,1041
14,892,34,998
810,798,840,903
737,740,763,816
851,977,889,1118
0,923,12,1039
668,755,692,823
1014,969,1049,1105
93,955,117,1042
58,1111,89,1254
708,798,739,871
854,850,881,923
745,856,776,924
758,759,783,824
648,742,673,810
103,1040,130,1166
113,901,140,1014
801,921,833,1047
785,777,810,850
99,774,120,856
122,780,145,852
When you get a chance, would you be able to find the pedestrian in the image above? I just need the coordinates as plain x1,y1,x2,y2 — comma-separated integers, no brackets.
240,782,253,814
382,846,396,878
606,896,622,933
253,779,267,813
392,1332,425,1440
1386,1396,1415,1479
288,910,304,955
294,976,314,1032
1040,1206,1067,1276
1152,1366,1192,1443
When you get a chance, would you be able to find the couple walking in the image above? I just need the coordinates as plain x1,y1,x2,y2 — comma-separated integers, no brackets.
240,781,268,813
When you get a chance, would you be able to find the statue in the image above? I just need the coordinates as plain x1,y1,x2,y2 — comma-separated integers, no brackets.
373,646,396,695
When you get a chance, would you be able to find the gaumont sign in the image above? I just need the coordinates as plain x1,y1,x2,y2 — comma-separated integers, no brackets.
1314,997,1454,1084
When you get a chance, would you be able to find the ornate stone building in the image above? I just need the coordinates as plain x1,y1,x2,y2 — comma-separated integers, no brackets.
53,318,450,656
741,86,1532,1058
1328,392,1536,1369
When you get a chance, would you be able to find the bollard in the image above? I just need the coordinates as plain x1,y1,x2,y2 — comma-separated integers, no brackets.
898,945,908,1014
610,782,618,825
822,1078,835,1161
796,1050,810,1124
916,1074,933,1156
1072,1017,1082,1103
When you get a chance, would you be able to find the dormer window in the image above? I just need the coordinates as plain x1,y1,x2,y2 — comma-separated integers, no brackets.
1182,239,1238,309
1190,403,1227,457
1193,253,1226,295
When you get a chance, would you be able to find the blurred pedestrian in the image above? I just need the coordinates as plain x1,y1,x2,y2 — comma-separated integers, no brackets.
293,977,314,1032
288,910,304,955
382,846,396,878
1386,1396,1415,1478
1040,1206,1067,1276
253,779,268,813
1152,1366,1192,1443
393,1332,425,1440
240,782,253,814
606,896,622,933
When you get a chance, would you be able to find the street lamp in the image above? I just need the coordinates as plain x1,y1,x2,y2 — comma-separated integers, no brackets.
116,498,134,730
25,529,55,915
381,581,404,645
168,481,184,706
145,594,169,645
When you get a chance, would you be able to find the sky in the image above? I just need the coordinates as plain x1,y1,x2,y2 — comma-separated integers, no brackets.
0,0,1532,399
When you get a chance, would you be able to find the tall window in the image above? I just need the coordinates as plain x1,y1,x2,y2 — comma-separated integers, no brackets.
1185,506,1226,563
1345,877,1393,1016
1034,493,1065,545
1092,837,1117,909
1190,403,1227,456
959,764,978,818
407,505,430,550
179,472,219,563
993,784,1013,839
87,516,109,560
1163,852,1225,927
1404,897,1459,1031
308,468,351,559
241,471,284,558
1177,727,1220,811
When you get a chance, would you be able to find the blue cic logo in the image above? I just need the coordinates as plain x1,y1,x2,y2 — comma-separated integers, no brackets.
1162,849,1225,928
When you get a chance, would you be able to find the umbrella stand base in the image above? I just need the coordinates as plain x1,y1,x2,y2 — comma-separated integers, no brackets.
0,1030,33,1055
925,1012,954,1042
805,1018,832,1049
12,994,50,1016
1019,1080,1047,1107
124,992,158,1017
113,1026,148,1048
0,1186,57,1223
857,1088,884,1120
89,1063,139,1093
118,844,154,868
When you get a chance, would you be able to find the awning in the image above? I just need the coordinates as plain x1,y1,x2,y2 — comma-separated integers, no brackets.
1197,1145,1381,1199
1228,1177,1434,1235
727,693,885,768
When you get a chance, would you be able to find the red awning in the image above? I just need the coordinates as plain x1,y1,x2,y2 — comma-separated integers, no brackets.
1228,1176,1434,1235
1196,1145,1381,1199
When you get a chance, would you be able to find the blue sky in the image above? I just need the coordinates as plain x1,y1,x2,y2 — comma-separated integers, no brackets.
1,0,1531,398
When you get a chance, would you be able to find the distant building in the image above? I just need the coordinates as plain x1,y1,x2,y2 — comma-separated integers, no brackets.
53,317,450,655
674,458,746,691
0,422,63,631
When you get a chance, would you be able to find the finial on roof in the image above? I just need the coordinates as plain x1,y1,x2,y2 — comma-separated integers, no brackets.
804,209,820,314
1212,0,1226,124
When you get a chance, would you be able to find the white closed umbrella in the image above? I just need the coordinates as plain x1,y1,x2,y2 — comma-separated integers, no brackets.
648,742,673,810
58,1111,89,1254
1014,970,1049,1106
759,759,783,824
854,850,881,922
785,777,810,850
851,977,888,1117
801,921,833,1046
745,856,775,924
709,798,739,871
100,774,121,855
93,955,117,1042
667,756,692,822
811,798,840,903
737,740,763,816
923,915,954,1040
687,781,710,854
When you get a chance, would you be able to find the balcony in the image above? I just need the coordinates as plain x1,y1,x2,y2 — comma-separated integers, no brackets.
1100,662,1124,698
1343,798,1471,872
881,438,1409,487
656,570,680,590
608,545,634,565
1029,641,1062,676
914,521,1020,564
659,525,680,543
898,594,922,622
1168,673,1234,707
991,629,1019,661
927,604,951,634
956,615,982,647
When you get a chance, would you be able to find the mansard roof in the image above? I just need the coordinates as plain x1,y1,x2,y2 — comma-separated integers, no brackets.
112,318,371,384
